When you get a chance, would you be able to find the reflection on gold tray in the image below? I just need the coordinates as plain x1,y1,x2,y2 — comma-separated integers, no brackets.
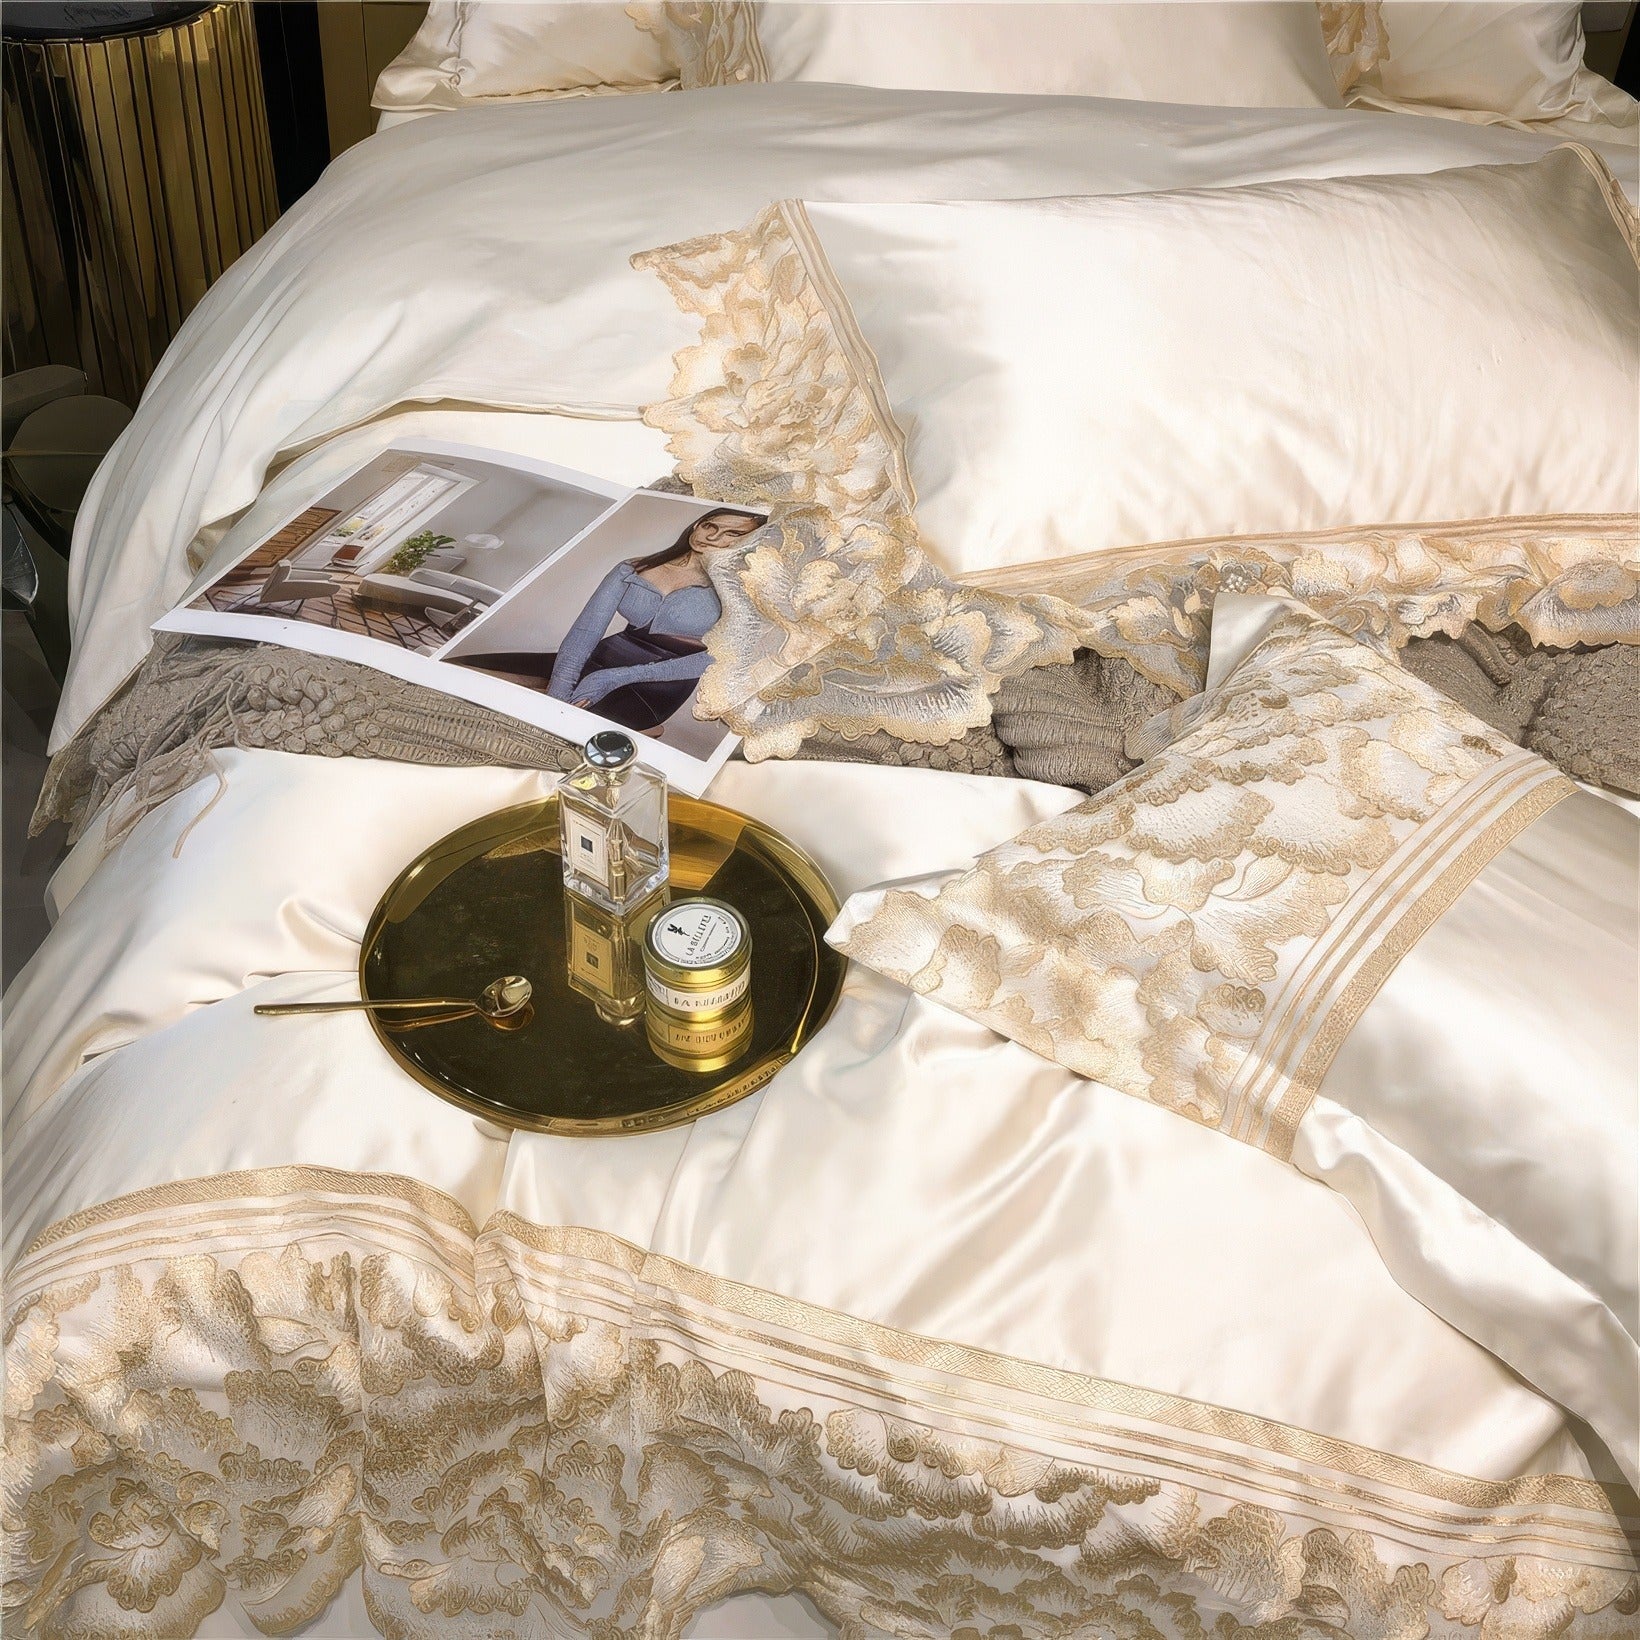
359,794,846,1135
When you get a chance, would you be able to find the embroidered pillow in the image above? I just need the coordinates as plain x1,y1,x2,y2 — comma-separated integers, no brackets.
1323,2,1637,130
636,152,1639,755
374,3,679,113
637,150,1639,689
653,2,1342,108
830,594,1639,1486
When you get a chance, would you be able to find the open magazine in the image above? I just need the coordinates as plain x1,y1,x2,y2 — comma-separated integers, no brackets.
155,440,767,792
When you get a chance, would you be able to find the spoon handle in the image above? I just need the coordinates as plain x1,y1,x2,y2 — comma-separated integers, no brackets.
255,996,470,1018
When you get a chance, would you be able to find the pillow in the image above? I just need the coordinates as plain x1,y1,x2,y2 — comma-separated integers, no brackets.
638,148,1639,651
1326,2,1636,128
655,2,1343,107
373,2,678,112
830,592,1639,1487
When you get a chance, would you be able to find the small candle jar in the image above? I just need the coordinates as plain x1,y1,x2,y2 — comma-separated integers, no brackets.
642,897,751,1022
644,996,754,1073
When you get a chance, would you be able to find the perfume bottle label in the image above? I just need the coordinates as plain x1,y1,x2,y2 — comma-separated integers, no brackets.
568,918,613,988
562,809,609,889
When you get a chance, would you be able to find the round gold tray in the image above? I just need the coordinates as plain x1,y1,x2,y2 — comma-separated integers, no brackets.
359,794,846,1135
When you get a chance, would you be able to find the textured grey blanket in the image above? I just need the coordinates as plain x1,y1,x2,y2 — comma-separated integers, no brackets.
35,625,1636,847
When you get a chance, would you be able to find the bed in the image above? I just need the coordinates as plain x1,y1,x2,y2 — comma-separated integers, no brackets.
6,6,1638,1637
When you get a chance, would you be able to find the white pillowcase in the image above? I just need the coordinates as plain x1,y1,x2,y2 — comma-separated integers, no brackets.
1344,2,1635,127
830,590,1640,1485
669,1,1344,106
374,2,678,111
770,146,1638,575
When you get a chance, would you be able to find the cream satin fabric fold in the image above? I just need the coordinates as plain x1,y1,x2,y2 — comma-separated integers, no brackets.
832,593,1639,1484
57,81,1639,752
1350,2,1638,131
670,2,1344,107
1298,787,1640,1486
1,751,1609,1495
788,148,1637,576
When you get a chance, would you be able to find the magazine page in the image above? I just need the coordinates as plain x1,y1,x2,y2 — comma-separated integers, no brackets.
156,440,766,793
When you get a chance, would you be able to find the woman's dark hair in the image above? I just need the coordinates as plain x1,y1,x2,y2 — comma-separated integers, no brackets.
628,508,764,573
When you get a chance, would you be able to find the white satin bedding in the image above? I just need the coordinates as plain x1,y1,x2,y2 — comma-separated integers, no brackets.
55,81,1640,752
6,755,1634,1637
777,148,1638,576
11,79,1640,1639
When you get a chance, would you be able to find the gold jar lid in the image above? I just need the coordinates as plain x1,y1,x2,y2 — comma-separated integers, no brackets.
643,897,752,1020
645,996,754,1073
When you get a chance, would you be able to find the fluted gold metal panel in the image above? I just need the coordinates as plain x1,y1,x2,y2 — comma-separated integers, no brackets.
3,2,278,404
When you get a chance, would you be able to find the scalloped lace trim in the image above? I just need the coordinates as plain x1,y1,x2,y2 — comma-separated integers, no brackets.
633,201,1095,758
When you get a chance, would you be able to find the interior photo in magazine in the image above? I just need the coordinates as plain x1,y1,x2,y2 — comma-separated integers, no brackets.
158,441,766,790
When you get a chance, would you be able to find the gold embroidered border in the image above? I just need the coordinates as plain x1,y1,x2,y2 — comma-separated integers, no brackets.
632,200,1094,755
11,1167,1638,1637
1225,754,1549,1151
1261,768,1575,1159
964,512,1640,594
1317,2,1389,91
637,2,768,86
967,511,1640,697
11,1164,1635,1527
779,199,918,510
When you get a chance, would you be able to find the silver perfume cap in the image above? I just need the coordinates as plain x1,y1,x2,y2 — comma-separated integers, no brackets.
584,729,637,771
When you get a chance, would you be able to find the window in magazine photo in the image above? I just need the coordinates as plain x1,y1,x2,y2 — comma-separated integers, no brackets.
157,440,767,792
182,449,614,655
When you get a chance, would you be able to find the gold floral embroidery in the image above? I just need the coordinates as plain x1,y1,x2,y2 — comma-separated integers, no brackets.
970,516,1640,700
6,1172,1635,1639
636,179,1636,753
635,2,765,88
634,201,1094,758
833,605,1573,1154
1317,2,1389,93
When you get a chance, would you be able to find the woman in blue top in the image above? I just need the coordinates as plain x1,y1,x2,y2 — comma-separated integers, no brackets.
453,507,764,732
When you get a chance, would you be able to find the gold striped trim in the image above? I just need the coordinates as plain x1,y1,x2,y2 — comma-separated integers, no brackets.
962,511,1640,595
15,1165,1627,1520
494,1235,1637,1557
1225,755,1546,1148
18,1161,479,1253
1267,771,1574,1156
1223,757,1572,1159
778,198,918,513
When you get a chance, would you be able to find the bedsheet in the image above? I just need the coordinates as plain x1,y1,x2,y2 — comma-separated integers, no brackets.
5,754,1636,1638
14,75,1640,1640
56,81,1640,753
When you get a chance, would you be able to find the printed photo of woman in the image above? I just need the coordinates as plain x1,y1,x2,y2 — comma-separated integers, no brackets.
450,507,764,732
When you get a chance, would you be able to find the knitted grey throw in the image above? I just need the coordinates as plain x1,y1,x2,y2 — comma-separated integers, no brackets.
34,626,1636,847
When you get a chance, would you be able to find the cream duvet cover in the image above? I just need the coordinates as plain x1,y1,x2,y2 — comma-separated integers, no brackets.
54,81,1640,748
7,754,1637,1638
8,81,1638,1640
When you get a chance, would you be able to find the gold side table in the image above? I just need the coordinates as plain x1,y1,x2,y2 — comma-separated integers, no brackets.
3,1,278,404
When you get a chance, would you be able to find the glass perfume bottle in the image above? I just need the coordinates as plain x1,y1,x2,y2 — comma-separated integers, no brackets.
559,730,669,914
564,888,664,1026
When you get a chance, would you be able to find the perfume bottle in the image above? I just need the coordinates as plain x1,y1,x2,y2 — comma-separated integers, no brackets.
559,730,669,914
564,889,664,1026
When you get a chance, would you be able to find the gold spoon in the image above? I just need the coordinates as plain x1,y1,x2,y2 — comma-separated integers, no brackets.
256,975,533,1029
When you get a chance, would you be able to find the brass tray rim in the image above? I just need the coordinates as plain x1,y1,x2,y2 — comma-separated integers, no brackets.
358,792,846,1137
